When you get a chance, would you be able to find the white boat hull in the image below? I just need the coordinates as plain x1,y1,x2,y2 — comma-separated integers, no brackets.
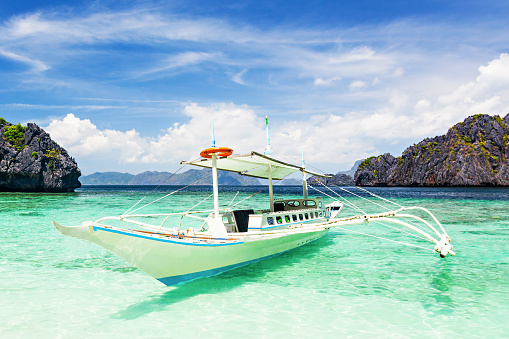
53,221,329,285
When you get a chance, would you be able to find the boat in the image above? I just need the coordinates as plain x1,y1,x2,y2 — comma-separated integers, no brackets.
54,119,455,286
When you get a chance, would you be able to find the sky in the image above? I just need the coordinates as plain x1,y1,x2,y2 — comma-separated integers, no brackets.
1,0,509,175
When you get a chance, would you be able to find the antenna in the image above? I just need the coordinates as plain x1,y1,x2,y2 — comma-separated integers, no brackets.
211,121,216,147
264,116,273,156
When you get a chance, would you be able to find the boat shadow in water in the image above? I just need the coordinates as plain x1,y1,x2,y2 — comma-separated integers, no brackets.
111,236,333,320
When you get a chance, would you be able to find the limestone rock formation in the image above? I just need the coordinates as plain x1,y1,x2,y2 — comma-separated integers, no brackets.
307,173,355,186
354,114,509,186
0,119,81,192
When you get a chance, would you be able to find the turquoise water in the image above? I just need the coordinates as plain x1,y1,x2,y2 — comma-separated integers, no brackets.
1,186,508,338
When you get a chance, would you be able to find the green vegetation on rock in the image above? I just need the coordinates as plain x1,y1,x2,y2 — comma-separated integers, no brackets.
44,148,61,171
5,123,27,151
0,117,8,125
358,156,376,170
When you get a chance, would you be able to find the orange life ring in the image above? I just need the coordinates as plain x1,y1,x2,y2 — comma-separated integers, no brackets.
200,147,233,158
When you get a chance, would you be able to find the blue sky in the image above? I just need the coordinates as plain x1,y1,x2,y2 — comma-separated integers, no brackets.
1,0,509,175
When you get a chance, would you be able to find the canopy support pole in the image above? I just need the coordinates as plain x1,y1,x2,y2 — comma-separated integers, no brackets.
268,164,274,212
302,170,308,199
301,150,307,199
212,153,220,218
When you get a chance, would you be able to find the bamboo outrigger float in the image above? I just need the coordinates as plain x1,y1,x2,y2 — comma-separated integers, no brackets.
54,119,454,286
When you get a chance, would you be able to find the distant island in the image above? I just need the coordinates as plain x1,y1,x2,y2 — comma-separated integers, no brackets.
354,113,509,186
81,169,261,185
0,118,81,192
79,172,134,185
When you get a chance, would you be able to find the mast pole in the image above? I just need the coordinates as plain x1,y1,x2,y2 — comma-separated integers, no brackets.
210,121,219,219
212,153,220,218
264,116,273,156
302,150,308,199
268,164,274,212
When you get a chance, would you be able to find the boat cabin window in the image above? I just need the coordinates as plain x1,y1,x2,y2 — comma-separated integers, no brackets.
305,213,309,220
276,216,283,224
285,215,290,223
273,199,319,211
287,200,300,207
267,217,274,225
303,200,316,207
318,201,323,208
315,212,319,218
299,214,303,221
292,215,297,221
319,211,323,217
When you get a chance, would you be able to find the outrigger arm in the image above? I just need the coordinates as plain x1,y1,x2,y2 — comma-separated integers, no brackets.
324,207,455,258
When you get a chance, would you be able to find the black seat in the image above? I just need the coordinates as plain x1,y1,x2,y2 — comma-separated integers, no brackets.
232,209,254,232
273,202,285,212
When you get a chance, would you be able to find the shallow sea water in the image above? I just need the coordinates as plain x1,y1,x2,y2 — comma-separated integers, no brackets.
1,186,508,338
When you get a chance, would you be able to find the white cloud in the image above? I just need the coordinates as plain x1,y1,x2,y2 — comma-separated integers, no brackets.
412,53,509,132
43,51,509,175
0,49,49,72
133,52,221,78
45,113,147,162
6,12,51,38
43,105,383,173
0,8,409,91
4,7,509,173
349,80,366,89
314,77,340,86
392,67,404,77
44,105,266,167
232,69,248,85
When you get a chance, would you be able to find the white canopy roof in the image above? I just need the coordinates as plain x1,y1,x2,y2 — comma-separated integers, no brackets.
181,151,330,180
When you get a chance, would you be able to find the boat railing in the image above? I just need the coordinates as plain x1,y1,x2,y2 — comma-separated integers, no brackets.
95,207,246,233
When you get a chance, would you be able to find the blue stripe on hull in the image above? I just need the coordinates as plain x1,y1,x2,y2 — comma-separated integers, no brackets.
92,226,241,247
157,231,327,286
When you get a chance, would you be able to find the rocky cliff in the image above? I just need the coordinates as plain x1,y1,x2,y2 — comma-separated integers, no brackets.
0,119,81,192
306,160,359,186
307,173,355,186
354,114,509,186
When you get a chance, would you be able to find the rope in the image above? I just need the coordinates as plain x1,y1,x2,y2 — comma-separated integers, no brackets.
123,164,187,215
334,185,392,211
338,227,435,253
228,191,240,208
372,220,429,241
183,176,241,214
297,157,405,211
124,169,213,216
355,186,405,209
185,192,215,213
229,186,268,209
308,184,366,215
317,184,368,213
